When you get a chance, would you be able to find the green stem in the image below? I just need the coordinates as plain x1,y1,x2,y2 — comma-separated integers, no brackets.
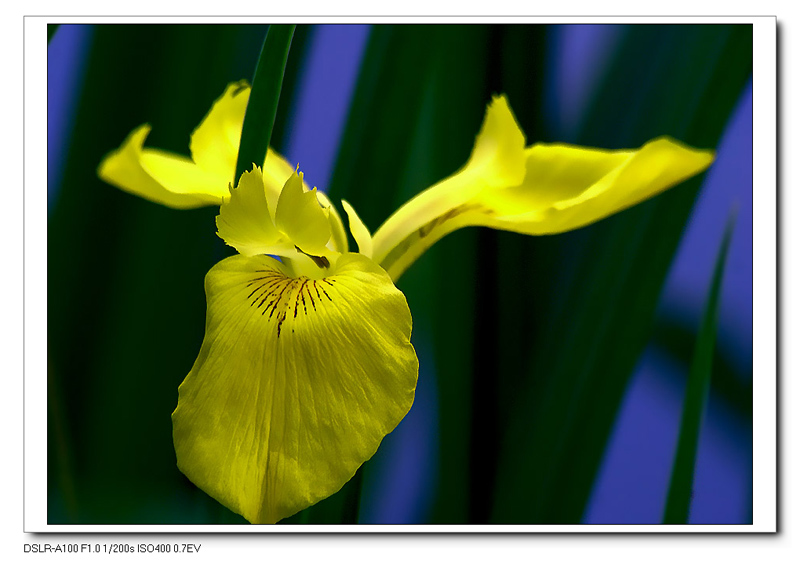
235,24,296,182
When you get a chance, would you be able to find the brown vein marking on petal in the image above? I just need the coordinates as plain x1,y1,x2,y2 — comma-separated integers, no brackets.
380,202,494,275
246,273,284,288
295,279,310,318
277,309,288,338
315,281,333,303
248,276,285,302
266,280,293,318
305,282,317,312
416,202,487,238
246,271,337,338
311,281,323,303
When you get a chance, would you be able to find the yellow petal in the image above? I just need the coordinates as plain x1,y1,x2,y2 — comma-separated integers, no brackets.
172,253,418,524
189,80,251,180
97,124,229,209
481,137,716,234
98,81,299,210
188,80,298,205
341,200,373,258
263,149,300,212
215,167,291,256
275,171,332,257
466,94,527,183
372,95,527,273
317,191,349,254
372,96,714,281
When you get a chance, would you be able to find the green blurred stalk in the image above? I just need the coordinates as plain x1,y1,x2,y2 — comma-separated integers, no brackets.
651,320,752,420
236,24,295,181
663,208,738,524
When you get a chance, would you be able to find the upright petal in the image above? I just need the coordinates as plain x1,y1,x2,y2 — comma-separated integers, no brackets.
97,124,229,209
98,81,301,210
466,94,527,182
189,80,251,179
172,253,418,524
188,80,303,205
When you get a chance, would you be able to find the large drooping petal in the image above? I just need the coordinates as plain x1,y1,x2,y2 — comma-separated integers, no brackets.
97,81,297,210
172,253,418,524
372,96,714,280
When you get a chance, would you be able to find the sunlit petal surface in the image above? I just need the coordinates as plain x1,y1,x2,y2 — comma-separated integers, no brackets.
172,253,418,523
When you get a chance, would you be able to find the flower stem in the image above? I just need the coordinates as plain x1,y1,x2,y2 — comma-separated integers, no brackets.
235,24,296,182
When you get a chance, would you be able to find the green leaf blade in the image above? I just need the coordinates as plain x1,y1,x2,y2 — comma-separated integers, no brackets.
663,207,738,524
235,24,295,181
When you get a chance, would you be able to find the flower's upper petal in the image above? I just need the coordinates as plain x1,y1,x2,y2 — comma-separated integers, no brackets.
371,95,527,269
341,200,373,258
172,253,418,524
98,81,299,210
189,80,251,180
188,80,298,206
275,172,332,257
97,124,229,209
466,94,527,183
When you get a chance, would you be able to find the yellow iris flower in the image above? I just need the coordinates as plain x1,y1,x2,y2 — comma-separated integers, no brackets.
98,81,714,524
